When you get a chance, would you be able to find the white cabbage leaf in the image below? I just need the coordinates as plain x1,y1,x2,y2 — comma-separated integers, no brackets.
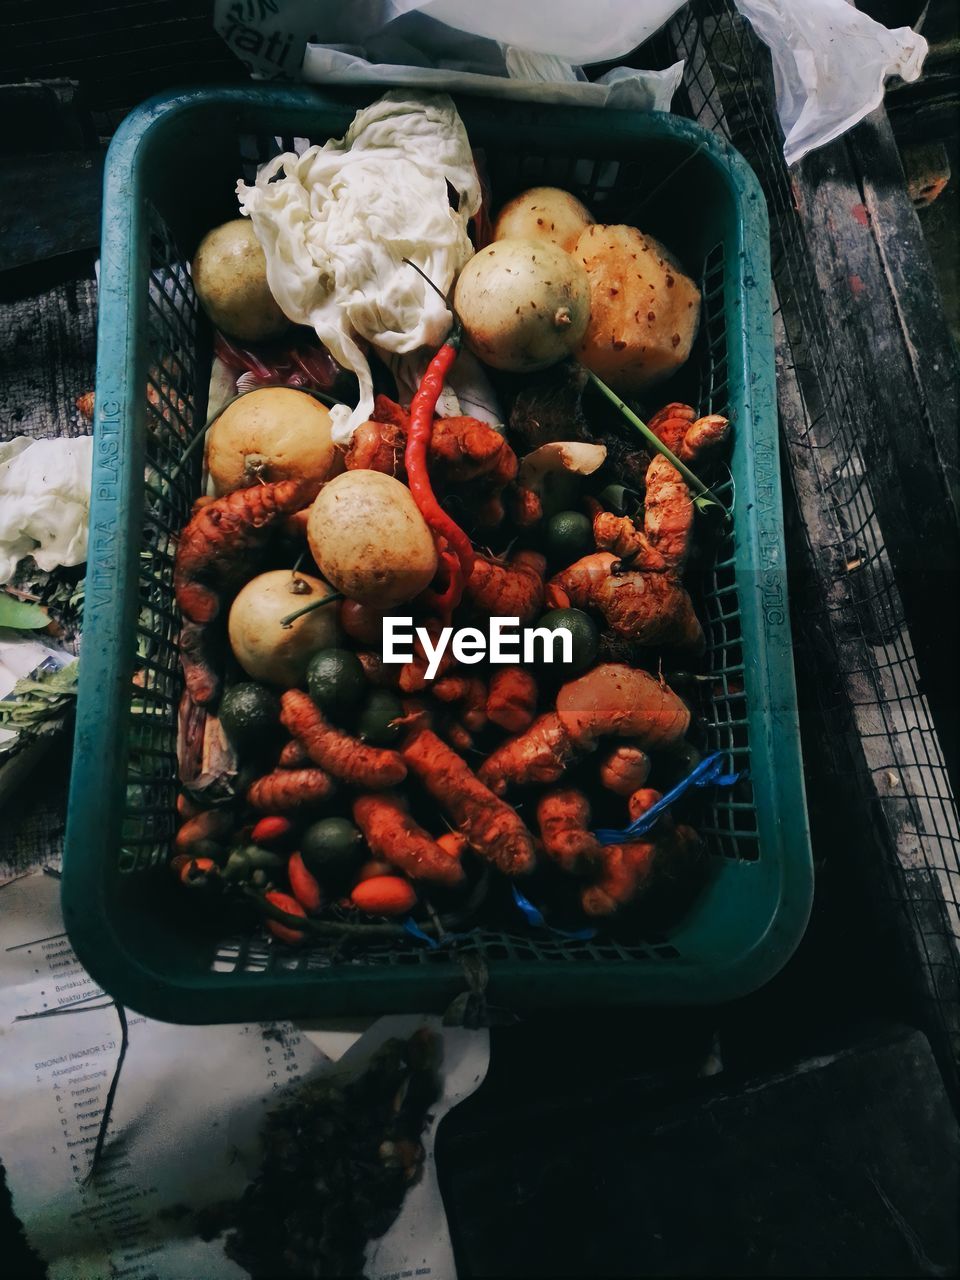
237,91,481,443
0,436,94,584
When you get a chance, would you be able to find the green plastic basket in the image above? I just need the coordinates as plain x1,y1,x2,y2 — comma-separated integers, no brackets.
63,85,812,1023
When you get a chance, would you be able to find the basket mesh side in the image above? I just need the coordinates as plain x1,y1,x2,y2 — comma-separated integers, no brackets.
210,927,681,976
693,241,756,859
666,0,960,1091
120,214,206,874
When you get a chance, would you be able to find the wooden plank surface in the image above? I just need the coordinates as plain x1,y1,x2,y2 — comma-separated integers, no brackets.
439,1026,959,1277
789,124,960,791
848,108,960,509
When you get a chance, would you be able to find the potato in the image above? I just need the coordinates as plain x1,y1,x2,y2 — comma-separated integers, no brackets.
308,471,438,607
228,570,339,687
192,219,288,342
573,224,701,391
454,239,590,373
207,387,338,495
493,187,595,253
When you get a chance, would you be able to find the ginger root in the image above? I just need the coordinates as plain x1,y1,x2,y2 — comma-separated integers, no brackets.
437,832,469,860
247,767,335,812
478,712,579,796
466,550,546,623
344,400,407,476
345,395,517,495
581,787,702,916
536,790,600,876
175,477,319,626
581,838,658,917
175,477,320,705
353,794,465,886
598,744,652,795
647,402,731,459
174,808,234,854
479,665,688,794
486,667,538,733
581,786,660,916
506,485,543,529
432,675,488,732
442,719,475,754
548,406,728,651
278,739,309,769
431,416,518,488
281,689,406,789
402,727,535,875
548,551,703,649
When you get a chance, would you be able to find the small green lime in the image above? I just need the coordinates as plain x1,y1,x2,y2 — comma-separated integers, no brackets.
544,510,593,565
533,608,599,675
219,683,281,750
356,690,404,746
301,818,363,879
222,845,284,882
306,649,367,718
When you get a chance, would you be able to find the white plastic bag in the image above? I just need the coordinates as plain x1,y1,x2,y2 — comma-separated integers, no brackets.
381,0,684,64
735,0,927,166
215,0,927,164
215,0,683,111
299,43,683,111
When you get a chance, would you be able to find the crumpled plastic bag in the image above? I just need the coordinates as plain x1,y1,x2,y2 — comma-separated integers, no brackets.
382,0,683,64
0,436,93,584
300,43,684,111
215,0,683,112
735,0,927,166
214,0,927,164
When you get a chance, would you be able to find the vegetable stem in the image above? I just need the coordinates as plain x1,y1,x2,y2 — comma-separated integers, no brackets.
241,866,489,940
279,591,343,629
401,257,448,305
586,372,731,526
166,413,217,485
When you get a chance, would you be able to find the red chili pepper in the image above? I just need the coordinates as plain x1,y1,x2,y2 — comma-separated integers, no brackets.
425,542,463,617
264,890,307,944
404,327,475,619
350,875,417,917
287,851,323,914
251,815,293,847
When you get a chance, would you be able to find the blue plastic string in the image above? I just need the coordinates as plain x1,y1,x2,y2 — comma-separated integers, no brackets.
593,751,744,845
402,917,472,950
511,885,597,941
402,917,439,948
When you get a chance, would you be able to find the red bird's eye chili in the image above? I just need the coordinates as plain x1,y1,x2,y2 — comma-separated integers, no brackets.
404,321,476,619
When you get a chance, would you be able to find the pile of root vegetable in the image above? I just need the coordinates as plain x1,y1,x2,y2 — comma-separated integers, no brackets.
170,133,736,949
